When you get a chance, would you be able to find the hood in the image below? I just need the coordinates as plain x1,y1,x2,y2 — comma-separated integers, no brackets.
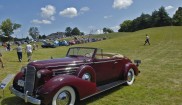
28,57,90,69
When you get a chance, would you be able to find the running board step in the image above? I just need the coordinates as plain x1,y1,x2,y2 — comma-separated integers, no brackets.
80,80,126,101
98,80,126,91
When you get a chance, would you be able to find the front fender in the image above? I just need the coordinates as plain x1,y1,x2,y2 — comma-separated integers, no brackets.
37,74,97,104
76,65,96,82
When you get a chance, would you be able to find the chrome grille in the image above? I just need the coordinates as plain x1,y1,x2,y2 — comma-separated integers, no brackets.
24,65,36,95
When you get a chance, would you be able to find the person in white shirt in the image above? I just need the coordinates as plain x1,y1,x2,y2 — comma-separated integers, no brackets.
144,34,150,45
14,43,23,62
25,43,33,62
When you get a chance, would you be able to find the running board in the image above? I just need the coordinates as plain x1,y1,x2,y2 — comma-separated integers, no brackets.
80,80,126,101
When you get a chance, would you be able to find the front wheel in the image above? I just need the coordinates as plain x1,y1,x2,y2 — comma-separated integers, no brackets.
52,86,76,105
126,68,135,85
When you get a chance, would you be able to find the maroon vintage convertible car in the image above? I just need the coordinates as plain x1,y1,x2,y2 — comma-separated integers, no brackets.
10,47,141,105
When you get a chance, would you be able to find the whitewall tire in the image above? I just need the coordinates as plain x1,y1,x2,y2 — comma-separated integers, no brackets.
126,68,135,85
52,86,76,105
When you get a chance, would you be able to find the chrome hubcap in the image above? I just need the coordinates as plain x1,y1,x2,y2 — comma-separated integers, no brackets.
56,91,71,105
82,73,91,81
127,71,133,82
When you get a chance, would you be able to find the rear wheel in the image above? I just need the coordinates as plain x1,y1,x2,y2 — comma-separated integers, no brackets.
52,86,76,105
126,68,135,85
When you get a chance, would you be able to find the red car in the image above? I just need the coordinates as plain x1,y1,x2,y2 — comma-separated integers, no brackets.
10,47,141,105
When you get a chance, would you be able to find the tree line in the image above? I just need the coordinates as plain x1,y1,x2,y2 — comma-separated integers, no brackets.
118,6,182,32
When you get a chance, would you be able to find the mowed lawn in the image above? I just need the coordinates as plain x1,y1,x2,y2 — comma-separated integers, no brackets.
0,26,181,105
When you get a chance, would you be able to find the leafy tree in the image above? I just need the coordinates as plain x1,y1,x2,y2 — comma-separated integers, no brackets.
65,27,72,36
26,36,29,40
0,18,21,41
151,6,171,27
118,20,133,32
173,7,182,26
80,32,84,35
132,13,152,31
138,13,151,29
106,28,114,33
103,27,114,33
39,35,42,39
151,10,159,27
29,27,39,40
71,27,80,35
0,30,2,35
42,35,46,39
103,28,107,34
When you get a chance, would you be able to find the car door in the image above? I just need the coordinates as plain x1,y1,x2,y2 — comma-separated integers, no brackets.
92,58,116,83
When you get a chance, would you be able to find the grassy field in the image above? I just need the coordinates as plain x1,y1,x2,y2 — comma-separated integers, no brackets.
0,26,182,105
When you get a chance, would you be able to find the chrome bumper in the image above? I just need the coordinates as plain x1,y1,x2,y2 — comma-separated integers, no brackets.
9,85,41,105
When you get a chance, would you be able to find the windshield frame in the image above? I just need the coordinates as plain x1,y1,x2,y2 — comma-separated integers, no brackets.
66,47,98,58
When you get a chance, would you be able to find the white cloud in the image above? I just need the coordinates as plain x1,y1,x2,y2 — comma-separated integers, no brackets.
31,5,55,25
14,29,21,33
96,29,103,34
41,5,56,20
104,15,112,19
32,19,51,24
113,0,133,9
59,7,78,18
110,25,120,31
80,7,90,12
79,7,90,14
165,6,174,10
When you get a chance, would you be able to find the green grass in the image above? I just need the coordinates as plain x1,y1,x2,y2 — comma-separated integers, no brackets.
0,26,182,105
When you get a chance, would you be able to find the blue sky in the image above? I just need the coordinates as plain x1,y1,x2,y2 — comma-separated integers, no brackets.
0,0,181,38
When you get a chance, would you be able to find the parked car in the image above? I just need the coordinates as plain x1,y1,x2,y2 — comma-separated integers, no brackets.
10,47,141,105
41,41,56,48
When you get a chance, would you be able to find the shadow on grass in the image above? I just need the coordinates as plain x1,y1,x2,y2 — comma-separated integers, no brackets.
1,96,33,105
0,85,124,105
76,85,124,105
8,60,25,62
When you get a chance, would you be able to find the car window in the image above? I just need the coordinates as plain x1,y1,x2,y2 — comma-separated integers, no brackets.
95,49,104,59
67,47,95,57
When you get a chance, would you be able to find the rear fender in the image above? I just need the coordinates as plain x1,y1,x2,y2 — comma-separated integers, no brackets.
123,63,139,79
38,74,97,104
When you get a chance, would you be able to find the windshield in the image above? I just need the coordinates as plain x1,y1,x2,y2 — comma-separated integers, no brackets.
67,47,96,58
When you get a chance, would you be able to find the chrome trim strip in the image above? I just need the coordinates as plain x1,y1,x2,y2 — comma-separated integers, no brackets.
52,67,79,71
9,85,41,105
46,60,117,68
93,60,116,64
46,64,80,68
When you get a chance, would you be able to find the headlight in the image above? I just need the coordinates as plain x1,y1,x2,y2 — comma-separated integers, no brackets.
21,66,27,74
37,71,41,78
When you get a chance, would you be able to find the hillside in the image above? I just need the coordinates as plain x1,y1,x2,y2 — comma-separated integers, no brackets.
0,26,182,105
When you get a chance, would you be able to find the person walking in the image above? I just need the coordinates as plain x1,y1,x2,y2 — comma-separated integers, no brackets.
25,42,33,62
144,34,150,45
0,52,5,68
14,43,23,62
7,42,11,51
